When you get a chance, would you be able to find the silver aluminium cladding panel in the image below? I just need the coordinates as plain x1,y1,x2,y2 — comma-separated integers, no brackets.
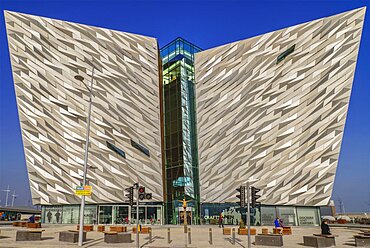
5,11,163,204
195,8,365,205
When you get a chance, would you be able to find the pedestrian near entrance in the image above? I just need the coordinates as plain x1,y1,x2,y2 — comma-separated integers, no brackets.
219,213,224,228
55,210,61,223
47,211,52,223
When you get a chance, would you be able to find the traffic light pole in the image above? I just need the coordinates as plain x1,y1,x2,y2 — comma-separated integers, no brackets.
136,187,139,248
246,181,251,248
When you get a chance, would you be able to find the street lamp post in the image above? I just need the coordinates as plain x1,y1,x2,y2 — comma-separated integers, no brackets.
75,67,95,247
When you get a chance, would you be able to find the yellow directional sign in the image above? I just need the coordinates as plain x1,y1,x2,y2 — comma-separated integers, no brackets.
75,186,92,196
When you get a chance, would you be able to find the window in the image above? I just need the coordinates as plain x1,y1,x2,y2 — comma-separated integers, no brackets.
277,45,295,64
107,141,126,158
276,206,297,226
99,206,113,224
297,207,319,226
131,139,150,157
261,206,277,226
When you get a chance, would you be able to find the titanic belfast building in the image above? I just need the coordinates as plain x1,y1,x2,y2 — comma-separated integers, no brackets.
4,7,366,226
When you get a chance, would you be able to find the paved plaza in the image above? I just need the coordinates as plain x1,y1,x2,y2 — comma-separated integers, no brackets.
0,224,366,247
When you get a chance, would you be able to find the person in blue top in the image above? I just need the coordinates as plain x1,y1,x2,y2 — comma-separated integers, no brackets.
28,214,35,223
274,217,281,227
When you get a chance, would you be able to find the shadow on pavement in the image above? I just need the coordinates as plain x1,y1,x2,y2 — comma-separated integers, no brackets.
83,237,104,248
141,235,166,247
224,237,245,247
343,242,356,247
42,236,54,240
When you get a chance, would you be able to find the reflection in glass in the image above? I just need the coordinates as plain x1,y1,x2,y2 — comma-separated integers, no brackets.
114,206,129,224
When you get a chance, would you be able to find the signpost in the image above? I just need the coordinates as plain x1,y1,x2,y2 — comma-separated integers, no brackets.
75,186,92,196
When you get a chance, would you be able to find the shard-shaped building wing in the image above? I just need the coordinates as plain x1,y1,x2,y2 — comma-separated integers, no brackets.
5,11,163,205
195,8,365,206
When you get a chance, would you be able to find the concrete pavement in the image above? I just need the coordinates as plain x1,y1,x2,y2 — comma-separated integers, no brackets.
0,224,365,247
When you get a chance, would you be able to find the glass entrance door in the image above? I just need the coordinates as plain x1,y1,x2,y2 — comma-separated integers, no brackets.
178,207,192,225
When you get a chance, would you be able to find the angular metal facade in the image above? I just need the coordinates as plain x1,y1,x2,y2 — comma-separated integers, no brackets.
5,11,163,205
195,8,365,206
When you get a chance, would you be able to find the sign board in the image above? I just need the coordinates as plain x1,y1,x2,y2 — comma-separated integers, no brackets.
75,186,92,196
178,207,192,212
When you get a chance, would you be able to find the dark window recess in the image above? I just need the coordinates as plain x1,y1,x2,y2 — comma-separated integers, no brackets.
107,141,126,158
131,140,150,157
277,45,295,64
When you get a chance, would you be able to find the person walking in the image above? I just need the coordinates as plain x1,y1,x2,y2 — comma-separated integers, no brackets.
219,213,224,228
47,211,52,223
55,210,61,223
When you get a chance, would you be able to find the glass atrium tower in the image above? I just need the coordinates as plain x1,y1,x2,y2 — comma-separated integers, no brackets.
160,38,201,224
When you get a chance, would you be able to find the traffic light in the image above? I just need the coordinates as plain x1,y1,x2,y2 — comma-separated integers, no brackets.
236,186,246,208
145,193,152,200
137,186,152,201
125,187,134,206
138,186,145,200
251,186,261,208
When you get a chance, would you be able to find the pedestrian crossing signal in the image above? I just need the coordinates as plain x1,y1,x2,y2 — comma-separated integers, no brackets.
236,186,246,208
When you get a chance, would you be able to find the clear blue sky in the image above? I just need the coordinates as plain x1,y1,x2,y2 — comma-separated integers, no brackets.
0,0,369,212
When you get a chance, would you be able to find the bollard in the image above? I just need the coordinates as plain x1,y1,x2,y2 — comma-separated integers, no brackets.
209,228,213,245
167,227,171,244
185,229,188,248
232,228,235,245
188,227,191,244
148,228,152,243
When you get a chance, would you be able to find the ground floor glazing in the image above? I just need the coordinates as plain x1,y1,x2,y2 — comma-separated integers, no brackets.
41,204,163,225
201,203,321,226
41,203,321,226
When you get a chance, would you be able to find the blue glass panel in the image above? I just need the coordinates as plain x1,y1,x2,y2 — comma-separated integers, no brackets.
107,141,126,158
130,139,150,157
277,45,295,64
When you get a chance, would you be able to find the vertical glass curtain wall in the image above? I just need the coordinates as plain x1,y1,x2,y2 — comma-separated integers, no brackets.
161,38,202,224
42,204,162,225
